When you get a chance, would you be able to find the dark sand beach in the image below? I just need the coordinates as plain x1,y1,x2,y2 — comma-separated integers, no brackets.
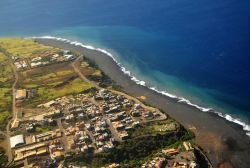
35,38,250,168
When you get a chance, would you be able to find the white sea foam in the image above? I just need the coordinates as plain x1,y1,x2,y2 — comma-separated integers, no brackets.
32,36,250,137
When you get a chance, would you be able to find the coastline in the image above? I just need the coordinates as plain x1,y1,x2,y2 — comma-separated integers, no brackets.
34,37,250,168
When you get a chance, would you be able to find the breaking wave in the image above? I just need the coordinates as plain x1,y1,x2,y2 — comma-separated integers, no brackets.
32,36,250,137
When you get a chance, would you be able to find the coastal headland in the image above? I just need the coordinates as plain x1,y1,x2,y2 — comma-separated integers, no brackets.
0,38,209,167
35,37,250,168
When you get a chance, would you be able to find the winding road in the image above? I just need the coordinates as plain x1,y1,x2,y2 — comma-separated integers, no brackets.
1,48,20,165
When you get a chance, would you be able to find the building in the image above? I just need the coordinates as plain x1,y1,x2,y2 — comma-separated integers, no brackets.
32,129,62,142
10,135,25,148
50,150,64,161
16,89,27,100
183,141,194,151
162,148,179,155
38,100,56,108
14,143,47,162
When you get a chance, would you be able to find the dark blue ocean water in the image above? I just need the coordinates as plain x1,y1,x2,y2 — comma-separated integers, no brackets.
0,0,250,126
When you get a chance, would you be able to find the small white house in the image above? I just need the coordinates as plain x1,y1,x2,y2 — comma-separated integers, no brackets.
10,134,24,148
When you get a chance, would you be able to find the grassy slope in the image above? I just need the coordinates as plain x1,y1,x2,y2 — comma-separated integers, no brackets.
36,78,93,102
0,38,97,167
0,51,13,130
0,38,55,58
20,66,94,106
0,37,52,130
0,37,95,126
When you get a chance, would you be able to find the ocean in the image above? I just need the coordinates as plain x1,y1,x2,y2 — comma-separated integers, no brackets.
0,0,250,133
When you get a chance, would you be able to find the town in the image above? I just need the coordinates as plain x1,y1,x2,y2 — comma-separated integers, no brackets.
11,88,198,168
11,88,162,163
0,38,206,168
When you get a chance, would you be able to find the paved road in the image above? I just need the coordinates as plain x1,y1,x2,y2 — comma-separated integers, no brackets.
0,48,19,165
8,54,19,164
103,115,121,141
57,119,69,152
10,60,19,129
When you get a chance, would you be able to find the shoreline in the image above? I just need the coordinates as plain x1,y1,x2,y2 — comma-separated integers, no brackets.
32,36,250,137
34,37,250,168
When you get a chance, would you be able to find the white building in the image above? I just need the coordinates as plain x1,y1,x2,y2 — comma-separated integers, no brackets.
10,135,24,148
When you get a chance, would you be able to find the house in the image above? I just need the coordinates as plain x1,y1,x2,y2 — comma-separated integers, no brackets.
51,150,64,161
39,100,56,108
65,114,74,121
85,123,92,131
105,163,120,168
112,122,125,131
16,89,27,100
14,62,22,69
119,131,129,140
143,111,153,118
31,62,42,67
14,143,47,162
183,141,194,151
132,121,140,127
131,111,141,117
63,50,70,54
173,161,188,168
33,129,62,142
190,161,198,168
162,148,179,155
64,54,75,60
31,57,42,62
10,135,25,148
134,104,142,109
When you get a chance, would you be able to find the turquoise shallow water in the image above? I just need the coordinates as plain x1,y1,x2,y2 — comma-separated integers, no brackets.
0,0,249,133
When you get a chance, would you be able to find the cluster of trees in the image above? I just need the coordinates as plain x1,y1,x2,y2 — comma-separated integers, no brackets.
87,71,113,88
82,55,122,90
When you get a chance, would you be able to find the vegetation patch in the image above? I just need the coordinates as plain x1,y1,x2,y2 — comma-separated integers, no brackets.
24,77,93,106
42,78,93,97
0,52,13,86
65,126,193,168
0,111,10,131
35,125,55,134
0,38,56,58
130,119,179,138
0,51,12,131
56,70,74,76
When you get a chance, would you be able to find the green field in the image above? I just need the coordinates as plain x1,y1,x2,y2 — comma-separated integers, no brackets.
0,52,12,130
19,67,92,98
0,38,56,58
56,70,75,76
0,52,13,85
130,119,179,138
37,78,93,99
0,53,6,62
35,125,55,134
23,77,93,106
20,67,75,89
